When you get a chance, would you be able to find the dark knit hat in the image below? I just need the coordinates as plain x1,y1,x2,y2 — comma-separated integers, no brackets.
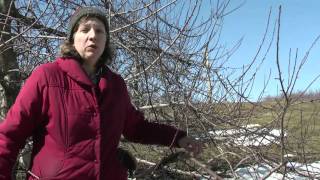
67,7,109,42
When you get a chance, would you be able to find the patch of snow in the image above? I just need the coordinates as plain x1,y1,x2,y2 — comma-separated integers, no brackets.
220,161,320,180
244,124,261,129
207,125,286,147
198,124,319,179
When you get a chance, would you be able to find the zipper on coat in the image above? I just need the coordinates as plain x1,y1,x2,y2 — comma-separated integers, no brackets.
60,72,70,149
91,87,98,105
61,88,69,149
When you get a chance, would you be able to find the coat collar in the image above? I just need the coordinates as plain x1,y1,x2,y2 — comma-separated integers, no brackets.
56,57,113,93
56,57,95,86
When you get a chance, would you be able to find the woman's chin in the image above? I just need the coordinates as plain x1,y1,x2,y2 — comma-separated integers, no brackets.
82,54,100,63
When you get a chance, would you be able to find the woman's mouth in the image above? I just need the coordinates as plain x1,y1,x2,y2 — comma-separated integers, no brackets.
87,45,97,50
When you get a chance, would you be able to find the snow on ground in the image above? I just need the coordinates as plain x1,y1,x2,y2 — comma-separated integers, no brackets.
224,161,320,180
200,125,320,179
206,124,286,146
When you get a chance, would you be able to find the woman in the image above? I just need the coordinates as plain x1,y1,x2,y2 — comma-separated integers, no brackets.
0,7,202,180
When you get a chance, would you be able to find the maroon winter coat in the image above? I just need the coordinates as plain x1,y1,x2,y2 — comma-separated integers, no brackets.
0,58,186,180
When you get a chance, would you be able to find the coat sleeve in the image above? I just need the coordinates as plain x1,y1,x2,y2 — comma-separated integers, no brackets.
121,79,186,147
0,66,48,179
123,105,186,147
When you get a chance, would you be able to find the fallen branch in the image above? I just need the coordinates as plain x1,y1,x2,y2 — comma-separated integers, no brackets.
136,156,223,179
139,102,185,110
136,158,209,179
190,157,223,180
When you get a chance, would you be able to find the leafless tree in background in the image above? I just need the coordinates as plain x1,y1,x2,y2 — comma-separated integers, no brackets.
1,0,320,179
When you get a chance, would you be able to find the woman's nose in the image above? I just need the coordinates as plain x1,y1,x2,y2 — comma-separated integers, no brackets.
88,29,96,40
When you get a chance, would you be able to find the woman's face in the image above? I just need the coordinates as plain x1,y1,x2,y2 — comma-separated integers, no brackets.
73,17,107,67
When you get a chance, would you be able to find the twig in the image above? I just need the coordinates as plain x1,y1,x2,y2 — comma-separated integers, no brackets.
136,157,211,179
190,157,223,180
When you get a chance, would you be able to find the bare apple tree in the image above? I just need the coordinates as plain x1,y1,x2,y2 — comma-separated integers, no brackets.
1,0,320,179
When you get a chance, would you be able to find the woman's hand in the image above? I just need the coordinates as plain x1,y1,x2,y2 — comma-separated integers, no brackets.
178,136,204,157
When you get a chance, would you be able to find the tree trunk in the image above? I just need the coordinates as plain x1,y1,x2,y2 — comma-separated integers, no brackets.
0,0,20,119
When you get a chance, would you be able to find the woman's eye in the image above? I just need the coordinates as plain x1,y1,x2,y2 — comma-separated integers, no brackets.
96,29,105,34
80,28,89,32
78,26,89,32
